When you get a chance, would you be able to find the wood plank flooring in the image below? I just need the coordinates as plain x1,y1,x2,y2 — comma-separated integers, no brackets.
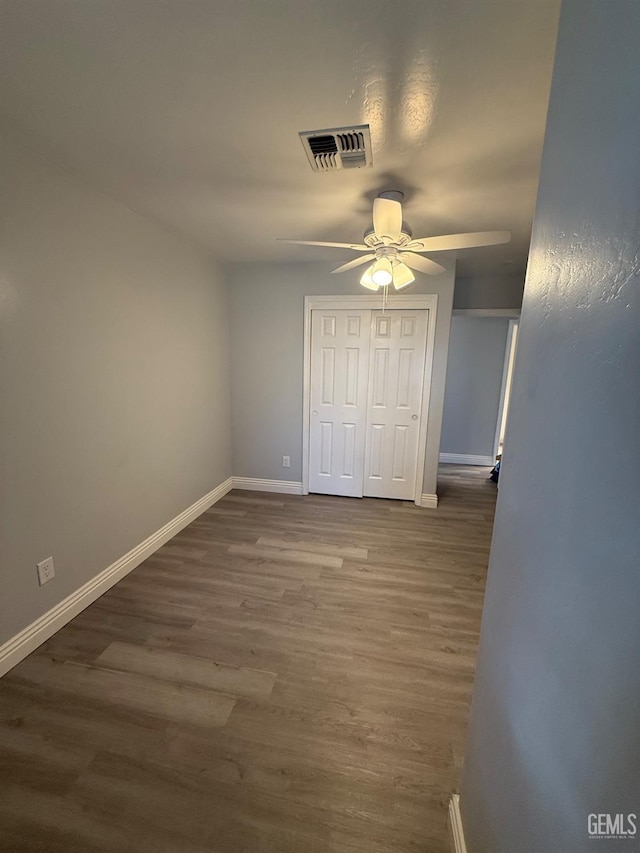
0,465,497,853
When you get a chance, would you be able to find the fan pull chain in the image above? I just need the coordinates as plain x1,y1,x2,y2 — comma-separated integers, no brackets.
382,282,389,312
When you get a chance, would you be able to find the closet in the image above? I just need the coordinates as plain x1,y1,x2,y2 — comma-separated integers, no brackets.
308,307,431,500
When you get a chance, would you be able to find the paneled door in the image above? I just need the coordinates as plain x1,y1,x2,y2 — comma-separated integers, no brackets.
308,308,429,500
308,310,370,497
363,310,429,500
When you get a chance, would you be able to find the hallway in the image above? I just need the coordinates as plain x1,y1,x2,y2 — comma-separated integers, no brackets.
0,466,497,853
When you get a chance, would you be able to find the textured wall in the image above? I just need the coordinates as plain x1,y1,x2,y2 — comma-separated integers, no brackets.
0,137,231,645
460,2,640,851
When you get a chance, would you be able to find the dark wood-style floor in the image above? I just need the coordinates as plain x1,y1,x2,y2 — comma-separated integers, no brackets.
0,465,497,853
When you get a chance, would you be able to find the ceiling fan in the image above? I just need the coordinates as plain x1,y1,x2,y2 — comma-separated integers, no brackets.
279,191,511,291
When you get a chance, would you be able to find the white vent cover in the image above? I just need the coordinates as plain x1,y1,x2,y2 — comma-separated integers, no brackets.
299,125,373,172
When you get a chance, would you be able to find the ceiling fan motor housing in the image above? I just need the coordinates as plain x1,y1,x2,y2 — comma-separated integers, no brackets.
363,228,413,246
378,190,405,203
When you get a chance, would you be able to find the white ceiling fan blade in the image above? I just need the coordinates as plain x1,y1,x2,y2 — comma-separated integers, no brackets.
331,254,376,274
398,252,446,275
373,197,403,242
406,230,511,252
277,239,369,251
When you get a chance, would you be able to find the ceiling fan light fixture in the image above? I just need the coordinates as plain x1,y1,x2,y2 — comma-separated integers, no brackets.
360,265,380,290
371,257,393,287
392,261,415,290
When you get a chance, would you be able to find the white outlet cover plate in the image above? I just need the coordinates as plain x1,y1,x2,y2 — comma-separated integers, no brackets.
37,556,55,586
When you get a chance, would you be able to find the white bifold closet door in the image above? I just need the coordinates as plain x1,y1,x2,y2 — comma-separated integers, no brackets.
309,308,429,500
308,310,370,497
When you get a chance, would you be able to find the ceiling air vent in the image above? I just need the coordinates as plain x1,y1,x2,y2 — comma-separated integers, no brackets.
299,125,373,172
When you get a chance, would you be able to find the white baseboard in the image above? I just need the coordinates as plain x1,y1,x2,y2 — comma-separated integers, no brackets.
448,794,468,853
440,453,495,466
234,478,434,505
0,477,233,678
233,477,303,495
420,493,439,508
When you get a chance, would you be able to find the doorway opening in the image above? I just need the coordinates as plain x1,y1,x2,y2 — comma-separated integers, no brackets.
439,310,520,469
494,318,519,459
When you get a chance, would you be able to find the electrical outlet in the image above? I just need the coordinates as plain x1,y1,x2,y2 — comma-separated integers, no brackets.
37,556,55,586
282,455,291,468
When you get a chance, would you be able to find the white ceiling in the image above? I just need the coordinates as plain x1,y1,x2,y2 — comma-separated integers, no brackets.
0,0,560,278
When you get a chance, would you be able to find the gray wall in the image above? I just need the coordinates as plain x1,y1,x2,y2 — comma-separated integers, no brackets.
0,136,231,645
453,270,524,309
226,261,455,497
460,2,640,851
440,316,509,458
